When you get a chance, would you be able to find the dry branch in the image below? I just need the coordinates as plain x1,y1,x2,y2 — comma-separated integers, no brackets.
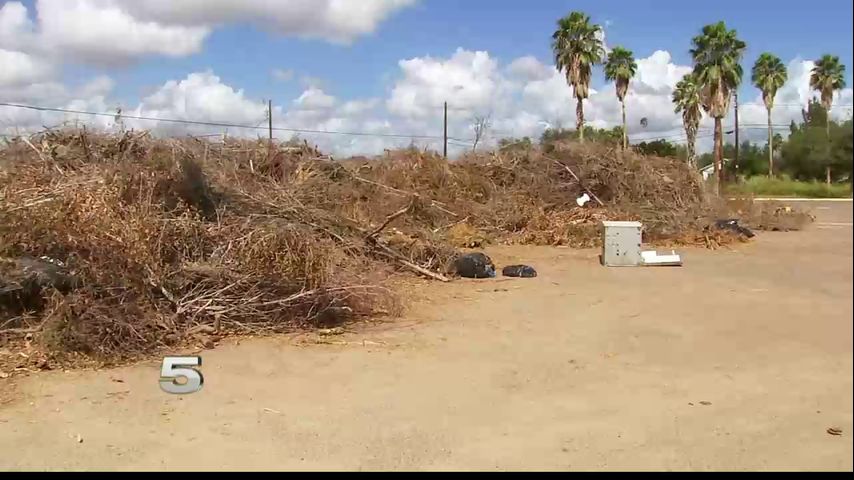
550,157,605,207
366,198,416,239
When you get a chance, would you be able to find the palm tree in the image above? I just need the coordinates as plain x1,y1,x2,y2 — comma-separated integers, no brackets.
751,53,787,176
690,21,746,195
809,54,846,136
810,54,846,184
604,46,638,150
672,73,703,168
552,11,605,143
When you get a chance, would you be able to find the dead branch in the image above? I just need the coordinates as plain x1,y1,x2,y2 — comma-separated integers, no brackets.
550,157,605,207
366,198,416,239
370,242,451,282
21,137,63,175
347,171,458,217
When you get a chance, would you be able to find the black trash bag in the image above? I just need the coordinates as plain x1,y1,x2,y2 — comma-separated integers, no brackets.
1,256,79,312
714,219,755,238
454,253,496,279
502,265,538,278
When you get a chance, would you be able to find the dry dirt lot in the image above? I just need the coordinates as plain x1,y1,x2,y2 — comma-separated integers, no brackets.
1,200,852,471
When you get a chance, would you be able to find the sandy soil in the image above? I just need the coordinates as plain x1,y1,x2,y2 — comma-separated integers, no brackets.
1,201,852,471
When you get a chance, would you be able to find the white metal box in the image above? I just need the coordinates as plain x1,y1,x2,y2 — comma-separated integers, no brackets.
601,221,642,267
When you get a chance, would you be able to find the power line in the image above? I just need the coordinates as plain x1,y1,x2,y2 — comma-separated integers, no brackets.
740,102,853,108
9,101,831,149
628,121,831,145
0,102,474,143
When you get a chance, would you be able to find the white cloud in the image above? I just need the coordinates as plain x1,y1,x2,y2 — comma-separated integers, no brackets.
11,0,210,65
300,75,328,90
633,51,692,95
387,48,506,119
77,75,116,98
597,28,610,55
716,58,854,146
507,51,691,140
507,56,554,82
272,68,295,82
293,87,337,111
127,71,267,133
0,2,34,49
0,72,117,133
520,70,576,127
120,0,416,44
340,99,380,116
4,48,851,157
0,0,414,66
0,48,719,153
0,49,54,87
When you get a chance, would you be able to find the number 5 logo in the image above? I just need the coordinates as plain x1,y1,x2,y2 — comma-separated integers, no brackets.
159,356,204,394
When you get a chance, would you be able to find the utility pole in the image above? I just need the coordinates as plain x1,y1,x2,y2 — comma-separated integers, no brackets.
261,99,272,174
443,101,448,159
268,99,273,142
733,92,740,177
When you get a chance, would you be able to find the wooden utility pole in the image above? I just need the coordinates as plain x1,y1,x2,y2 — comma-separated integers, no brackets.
733,92,739,179
260,99,272,174
443,102,448,159
268,99,273,142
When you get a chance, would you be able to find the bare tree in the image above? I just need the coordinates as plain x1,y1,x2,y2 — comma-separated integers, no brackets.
471,114,492,152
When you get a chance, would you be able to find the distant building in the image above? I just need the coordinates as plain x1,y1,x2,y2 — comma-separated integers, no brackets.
700,158,731,181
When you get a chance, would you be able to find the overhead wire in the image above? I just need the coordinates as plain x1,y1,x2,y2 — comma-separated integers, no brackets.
0,102,475,143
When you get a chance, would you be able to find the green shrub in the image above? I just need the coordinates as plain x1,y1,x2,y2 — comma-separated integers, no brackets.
726,176,852,198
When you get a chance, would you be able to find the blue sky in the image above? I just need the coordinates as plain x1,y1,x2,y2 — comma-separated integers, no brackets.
76,0,854,106
2,0,852,154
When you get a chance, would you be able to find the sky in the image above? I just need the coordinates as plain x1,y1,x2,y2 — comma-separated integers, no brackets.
1,0,852,155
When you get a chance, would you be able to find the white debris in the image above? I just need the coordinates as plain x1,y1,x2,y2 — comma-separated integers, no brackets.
640,250,682,266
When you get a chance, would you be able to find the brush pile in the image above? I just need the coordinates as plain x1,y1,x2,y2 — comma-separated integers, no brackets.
725,197,816,232
1,130,731,365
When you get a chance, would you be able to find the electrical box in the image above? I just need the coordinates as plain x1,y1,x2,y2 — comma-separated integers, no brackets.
601,221,643,267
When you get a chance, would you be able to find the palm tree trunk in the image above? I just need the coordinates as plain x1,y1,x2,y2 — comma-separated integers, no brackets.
576,97,584,143
767,107,774,177
687,130,696,168
713,117,722,196
826,108,831,185
621,100,627,150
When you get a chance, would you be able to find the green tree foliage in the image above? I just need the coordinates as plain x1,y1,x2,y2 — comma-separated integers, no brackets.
726,141,768,177
751,53,788,175
700,101,853,182
635,139,679,158
690,21,747,193
604,46,638,150
539,126,622,151
780,107,853,182
810,54,847,135
552,12,605,143
801,97,828,128
498,136,534,152
672,73,704,167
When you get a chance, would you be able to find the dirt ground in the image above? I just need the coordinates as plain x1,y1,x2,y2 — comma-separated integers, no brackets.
1,200,852,471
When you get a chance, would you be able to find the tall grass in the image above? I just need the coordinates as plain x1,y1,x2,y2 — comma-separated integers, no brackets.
726,176,852,198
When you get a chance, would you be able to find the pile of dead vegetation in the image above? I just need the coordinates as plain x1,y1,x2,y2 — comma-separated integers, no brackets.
0,129,736,367
725,198,815,232
332,139,734,248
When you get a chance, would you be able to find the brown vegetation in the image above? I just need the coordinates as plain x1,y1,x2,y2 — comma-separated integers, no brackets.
1,130,737,366
726,198,816,232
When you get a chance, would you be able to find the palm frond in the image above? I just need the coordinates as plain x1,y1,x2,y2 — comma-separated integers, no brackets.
551,11,604,100
690,21,746,118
